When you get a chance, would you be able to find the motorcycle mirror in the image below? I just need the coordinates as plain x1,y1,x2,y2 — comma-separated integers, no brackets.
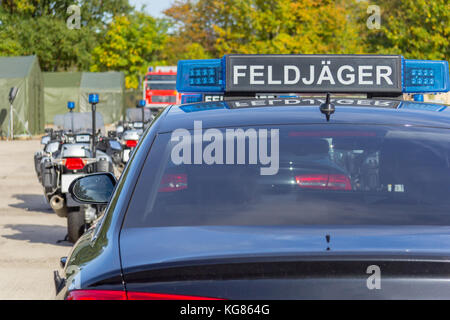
41,135,50,145
9,87,19,104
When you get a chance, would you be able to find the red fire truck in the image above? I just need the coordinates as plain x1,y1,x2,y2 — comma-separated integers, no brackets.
143,66,180,110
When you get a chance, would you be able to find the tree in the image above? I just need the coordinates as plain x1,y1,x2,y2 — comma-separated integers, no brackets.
90,12,168,88
365,0,449,60
0,0,133,71
157,36,212,66
164,0,367,57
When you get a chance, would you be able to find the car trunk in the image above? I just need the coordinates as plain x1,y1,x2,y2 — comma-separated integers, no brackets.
119,225,450,299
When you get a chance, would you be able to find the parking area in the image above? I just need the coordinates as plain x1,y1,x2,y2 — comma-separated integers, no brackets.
0,139,70,300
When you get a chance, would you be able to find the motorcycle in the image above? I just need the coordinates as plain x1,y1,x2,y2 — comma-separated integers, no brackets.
34,128,63,183
119,102,154,165
37,100,116,243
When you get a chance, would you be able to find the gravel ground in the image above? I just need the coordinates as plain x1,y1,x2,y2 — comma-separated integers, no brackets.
0,139,71,300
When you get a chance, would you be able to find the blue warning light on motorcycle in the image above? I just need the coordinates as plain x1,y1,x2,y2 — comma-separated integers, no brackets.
89,93,99,104
67,101,75,110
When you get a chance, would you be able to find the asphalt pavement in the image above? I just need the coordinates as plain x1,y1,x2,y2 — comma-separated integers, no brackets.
0,139,71,300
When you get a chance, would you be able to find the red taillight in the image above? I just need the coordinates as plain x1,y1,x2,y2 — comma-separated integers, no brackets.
295,174,351,190
66,290,126,300
159,174,188,192
64,158,85,170
66,290,222,300
125,140,138,148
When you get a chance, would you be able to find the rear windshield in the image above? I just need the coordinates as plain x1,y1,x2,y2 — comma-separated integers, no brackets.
146,75,177,81
146,83,176,90
124,124,450,228
151,95,177,103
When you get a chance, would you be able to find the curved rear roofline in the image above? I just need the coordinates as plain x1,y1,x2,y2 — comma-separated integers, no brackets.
159,98,450,132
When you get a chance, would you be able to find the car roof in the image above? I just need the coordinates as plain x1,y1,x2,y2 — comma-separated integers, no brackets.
157,97,450,132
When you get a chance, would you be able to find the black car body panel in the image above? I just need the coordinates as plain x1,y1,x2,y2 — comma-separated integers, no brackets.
119,226,450,299
58,98,450,299
56,107,170,299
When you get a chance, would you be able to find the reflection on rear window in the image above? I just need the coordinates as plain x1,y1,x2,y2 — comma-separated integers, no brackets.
151,95,177,103
124,125,450,228
146,83,176,90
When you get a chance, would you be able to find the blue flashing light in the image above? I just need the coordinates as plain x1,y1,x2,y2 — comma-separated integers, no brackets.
148,67,153,72
403,59,450,93
181,94,203,104
138,99,146,107
177,59,224,93
67,101,75,110
180,102,227,113
89,93,99,104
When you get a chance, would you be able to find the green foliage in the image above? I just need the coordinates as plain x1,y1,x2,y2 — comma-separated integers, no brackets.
365,0,449,60
90,13,168,88
157,37,213,66
0,14,96,71
165,0,448,61
0,0,448,89
164,0,368,57
0,0,133,71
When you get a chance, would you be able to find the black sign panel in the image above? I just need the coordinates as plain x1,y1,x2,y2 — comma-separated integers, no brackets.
227,98,401,109
225,55,402,94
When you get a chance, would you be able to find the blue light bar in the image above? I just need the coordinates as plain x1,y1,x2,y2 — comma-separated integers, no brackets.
181,94,203,104
403,59,450,93
89,93,99,104
67,101,75,110
180,102,227,113
177,59,224,93
176,55,450,96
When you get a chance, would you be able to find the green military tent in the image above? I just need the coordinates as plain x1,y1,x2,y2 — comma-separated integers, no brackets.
0,55,44,137
79,72,125,124
43,72,82,124
44,71,125,125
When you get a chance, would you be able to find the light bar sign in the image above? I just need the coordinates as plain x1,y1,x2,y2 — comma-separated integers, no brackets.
225,55,402,94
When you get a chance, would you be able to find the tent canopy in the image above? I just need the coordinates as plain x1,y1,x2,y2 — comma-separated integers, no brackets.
0,55,44,136
79,72,125,124
0,56,35,78
44,72,82,124
44,71,125,125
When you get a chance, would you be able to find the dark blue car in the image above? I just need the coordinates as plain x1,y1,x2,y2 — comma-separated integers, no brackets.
55,54,450,299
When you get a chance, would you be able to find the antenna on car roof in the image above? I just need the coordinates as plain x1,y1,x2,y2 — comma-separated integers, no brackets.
319,93,335,122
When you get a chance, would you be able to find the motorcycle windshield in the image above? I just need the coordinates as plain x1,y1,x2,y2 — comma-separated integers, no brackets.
126,108,153,122
53,112,105,134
